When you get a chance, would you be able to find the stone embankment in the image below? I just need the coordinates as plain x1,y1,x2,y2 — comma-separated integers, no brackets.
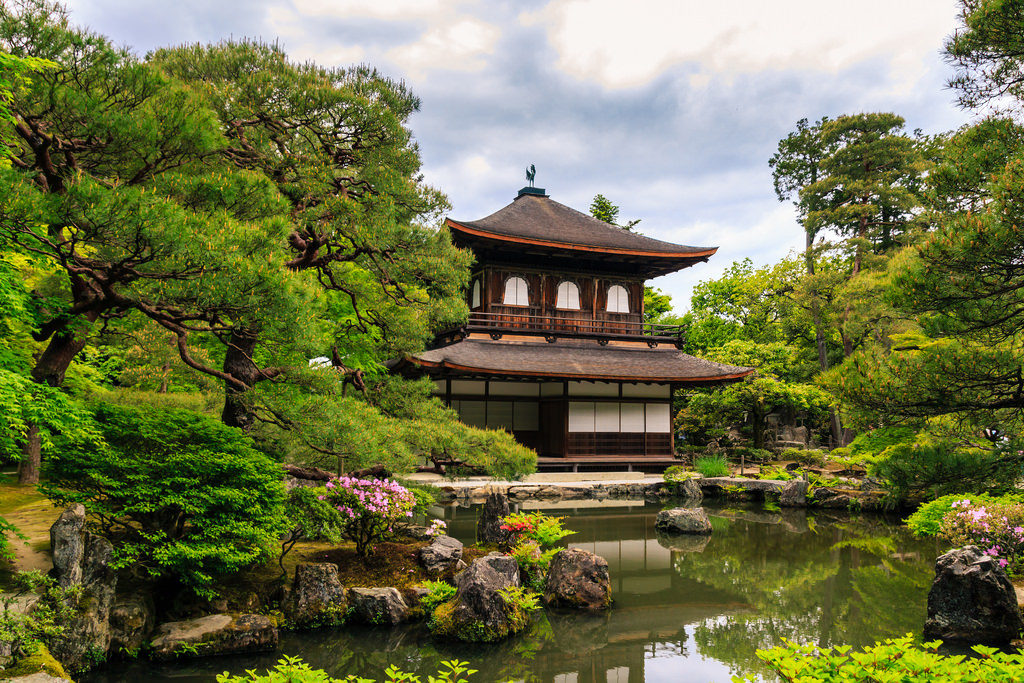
427,474,884,510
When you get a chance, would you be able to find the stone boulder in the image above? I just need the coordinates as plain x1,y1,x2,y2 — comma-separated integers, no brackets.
924,545,1024,643
109,594,155,654
655,507,713,535
48,505,118,671
672,478,703,502
476,492,511,545
432,552,523,641
347,587,409,626
419,535,464,575
283,563,348,628
543,548,611,610
779,480,808,507
148,613,278,661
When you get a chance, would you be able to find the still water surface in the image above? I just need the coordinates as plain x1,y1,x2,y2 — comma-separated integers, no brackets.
83,500,940,683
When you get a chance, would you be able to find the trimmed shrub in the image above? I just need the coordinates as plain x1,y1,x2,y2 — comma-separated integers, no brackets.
694,454,730,478
321,476,416,556
906,493,1022,537
872,441,1024,502
41,403,286,596
941,498,1024,572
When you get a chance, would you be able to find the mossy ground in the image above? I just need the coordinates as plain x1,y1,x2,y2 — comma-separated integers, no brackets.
0,473,60,582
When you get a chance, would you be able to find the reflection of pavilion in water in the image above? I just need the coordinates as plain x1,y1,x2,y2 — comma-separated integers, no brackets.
441,501,753,683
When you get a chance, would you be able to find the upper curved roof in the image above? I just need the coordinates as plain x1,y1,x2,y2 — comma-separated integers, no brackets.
447,193,717,259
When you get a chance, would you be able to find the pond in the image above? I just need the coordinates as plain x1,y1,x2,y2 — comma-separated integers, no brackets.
82,499,941,683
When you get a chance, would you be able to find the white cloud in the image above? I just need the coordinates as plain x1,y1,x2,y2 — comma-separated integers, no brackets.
289,0,471,21
388,17,500,77
523,0,960,89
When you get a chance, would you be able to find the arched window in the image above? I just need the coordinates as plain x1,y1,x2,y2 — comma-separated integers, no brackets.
555,281,580,310
470,279,481,309
503,276,529,306
606,285,630,313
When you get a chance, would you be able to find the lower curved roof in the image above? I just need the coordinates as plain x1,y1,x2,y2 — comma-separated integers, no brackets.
398,338,752,384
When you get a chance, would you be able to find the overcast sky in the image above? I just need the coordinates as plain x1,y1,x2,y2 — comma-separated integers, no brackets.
65,0,974,311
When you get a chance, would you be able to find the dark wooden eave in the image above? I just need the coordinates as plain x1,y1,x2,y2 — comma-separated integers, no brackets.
395,338,753,385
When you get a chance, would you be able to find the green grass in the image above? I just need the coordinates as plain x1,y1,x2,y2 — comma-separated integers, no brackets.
694,454,730,478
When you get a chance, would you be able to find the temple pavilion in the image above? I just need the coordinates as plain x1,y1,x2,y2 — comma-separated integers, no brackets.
392,185,752,471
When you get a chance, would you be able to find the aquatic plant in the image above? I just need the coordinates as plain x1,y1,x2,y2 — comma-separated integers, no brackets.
320,476,416,557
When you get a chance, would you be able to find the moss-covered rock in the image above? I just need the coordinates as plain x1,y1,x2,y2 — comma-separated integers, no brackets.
1,643,72,681
428,553,532,642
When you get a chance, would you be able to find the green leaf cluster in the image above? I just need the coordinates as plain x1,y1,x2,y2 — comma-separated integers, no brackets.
40,402,286,596
735,635,1024,682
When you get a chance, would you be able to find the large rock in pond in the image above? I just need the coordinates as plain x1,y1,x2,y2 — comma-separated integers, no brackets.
655,507,713,535
109,594,155,654
148,613,278,661
347,587,409,626
283,563,348,628
48,505,118,672
543,548,611,610
432,552,524,642
779,480,808,507
924,545,1024,643
477,492,511,545
419,535,464,575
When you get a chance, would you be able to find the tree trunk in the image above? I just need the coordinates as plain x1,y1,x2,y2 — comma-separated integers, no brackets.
19,321,96,484
803,235,845,449
18,424,40,485
221,330,261,430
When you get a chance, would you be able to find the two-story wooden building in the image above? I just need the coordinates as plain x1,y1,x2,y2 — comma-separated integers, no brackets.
392,186,752,471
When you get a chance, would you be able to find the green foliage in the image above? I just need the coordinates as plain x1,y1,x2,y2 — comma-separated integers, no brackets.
40,402,286,596
500,511,574,548
217,655,477,683
735,634,1024,682
663,465,700,493
508,540,558,591
419,580,457,621
778,447,826,466
322,476,416,557
678,340,832,449
0,571,80,663
758,466,794,481
279,486,347,575
906,492,1022,537
0,513,26,564
946,0,1024,112
694,454,730,478
871,440,1024,503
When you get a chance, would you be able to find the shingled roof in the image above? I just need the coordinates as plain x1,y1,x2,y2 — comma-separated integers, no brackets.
400,338,752,384
447,192,717,259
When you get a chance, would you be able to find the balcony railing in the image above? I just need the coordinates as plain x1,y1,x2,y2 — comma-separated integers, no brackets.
464,311,685,346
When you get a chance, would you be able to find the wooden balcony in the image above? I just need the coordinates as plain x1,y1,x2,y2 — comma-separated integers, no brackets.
464,311,686,347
